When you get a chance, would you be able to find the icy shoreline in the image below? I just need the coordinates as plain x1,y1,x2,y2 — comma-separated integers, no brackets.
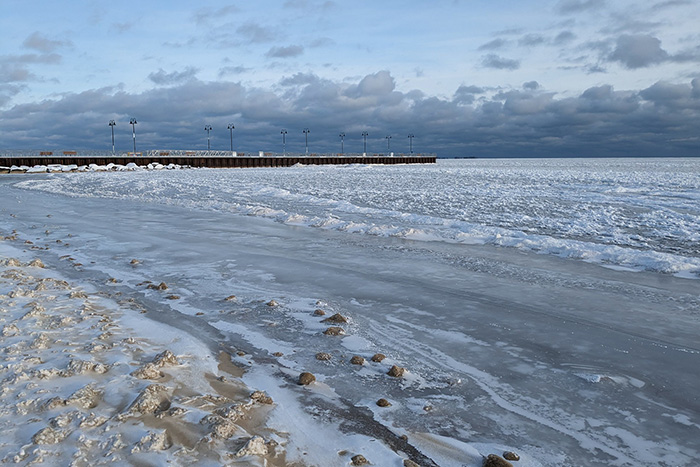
2,160,699,466
0,242,288,466
1,227,507,467
1,162,187,173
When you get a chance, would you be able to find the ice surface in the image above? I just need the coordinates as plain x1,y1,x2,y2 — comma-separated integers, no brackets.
2,158,699,466
13,158,700,278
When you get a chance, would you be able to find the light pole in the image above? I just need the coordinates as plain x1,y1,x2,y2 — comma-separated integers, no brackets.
408,133,415,154
303,128,310,154
204,125,212,150
339,132,345,155
129,118,137,154
362,131,368,154
281,129,287,154
227,123,235,153
108,120,116,155
385,135,392,153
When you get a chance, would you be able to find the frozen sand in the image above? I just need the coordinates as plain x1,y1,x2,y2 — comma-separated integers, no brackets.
0,243,290,466
0,208,453,466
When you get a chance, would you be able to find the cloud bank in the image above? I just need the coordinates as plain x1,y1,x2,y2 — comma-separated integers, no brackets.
2,71,698,158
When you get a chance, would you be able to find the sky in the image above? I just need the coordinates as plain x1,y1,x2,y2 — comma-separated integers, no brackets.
1,0,699,158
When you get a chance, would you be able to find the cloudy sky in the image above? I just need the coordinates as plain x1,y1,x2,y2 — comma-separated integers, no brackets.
1,0,699,157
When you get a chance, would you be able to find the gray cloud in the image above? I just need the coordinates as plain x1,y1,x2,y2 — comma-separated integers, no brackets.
309,37,335,48
148,67,199,85
192,6,240,26
0,64,34,83
482,54,520,70
454,85,485,105
554,31,576,45
343,70,396,99
8,53,62,65
519,34,546,47
640,81,693,103
0,52,62,89
609,35,668,69
651,0,692,11
0,83,24,108
236,23,276,44
22,32,71,53
283,1,336,10
266,45,304,58
1,71,699,158
556,0,606,14
218,65,251,77
110,22,134,33
478,38,508,51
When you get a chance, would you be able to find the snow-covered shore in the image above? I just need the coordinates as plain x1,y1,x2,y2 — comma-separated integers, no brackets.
2,159,699,466
0,241,288,466
1,227,500,467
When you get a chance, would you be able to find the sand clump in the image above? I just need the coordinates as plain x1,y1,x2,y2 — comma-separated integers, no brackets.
250,390,273,405
298,372,316,385
128,384,172,415
131,350,180,380
323,326,345,336
321,313,348,324
350,355,365,365
0,253,286,465
351,454,370,465
483,454,514,467
371,353,386,362
387,365,406,377
131,430,172,453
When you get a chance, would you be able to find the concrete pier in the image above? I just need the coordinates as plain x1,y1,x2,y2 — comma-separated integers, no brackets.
1,152,436,170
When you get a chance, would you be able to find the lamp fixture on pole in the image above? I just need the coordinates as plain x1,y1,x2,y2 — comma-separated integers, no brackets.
303,128,310,154
108,120,116,155
129,118,137,154
227,123,235,153
204,125,212,150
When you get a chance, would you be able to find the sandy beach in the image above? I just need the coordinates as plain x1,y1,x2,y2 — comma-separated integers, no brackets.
0,243,294,465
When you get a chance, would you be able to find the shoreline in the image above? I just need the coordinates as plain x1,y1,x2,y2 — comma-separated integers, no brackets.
0,226,474,467
0,241,290,466
2,165,698,466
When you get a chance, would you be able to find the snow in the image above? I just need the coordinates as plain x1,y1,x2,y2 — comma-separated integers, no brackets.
1,158,699,466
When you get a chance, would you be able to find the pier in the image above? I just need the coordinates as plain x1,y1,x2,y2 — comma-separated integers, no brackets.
1,150,436,171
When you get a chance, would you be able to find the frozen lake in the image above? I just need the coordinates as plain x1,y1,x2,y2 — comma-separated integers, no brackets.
2,158,699,466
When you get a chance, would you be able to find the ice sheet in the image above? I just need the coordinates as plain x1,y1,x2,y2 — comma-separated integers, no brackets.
2,158,699,466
